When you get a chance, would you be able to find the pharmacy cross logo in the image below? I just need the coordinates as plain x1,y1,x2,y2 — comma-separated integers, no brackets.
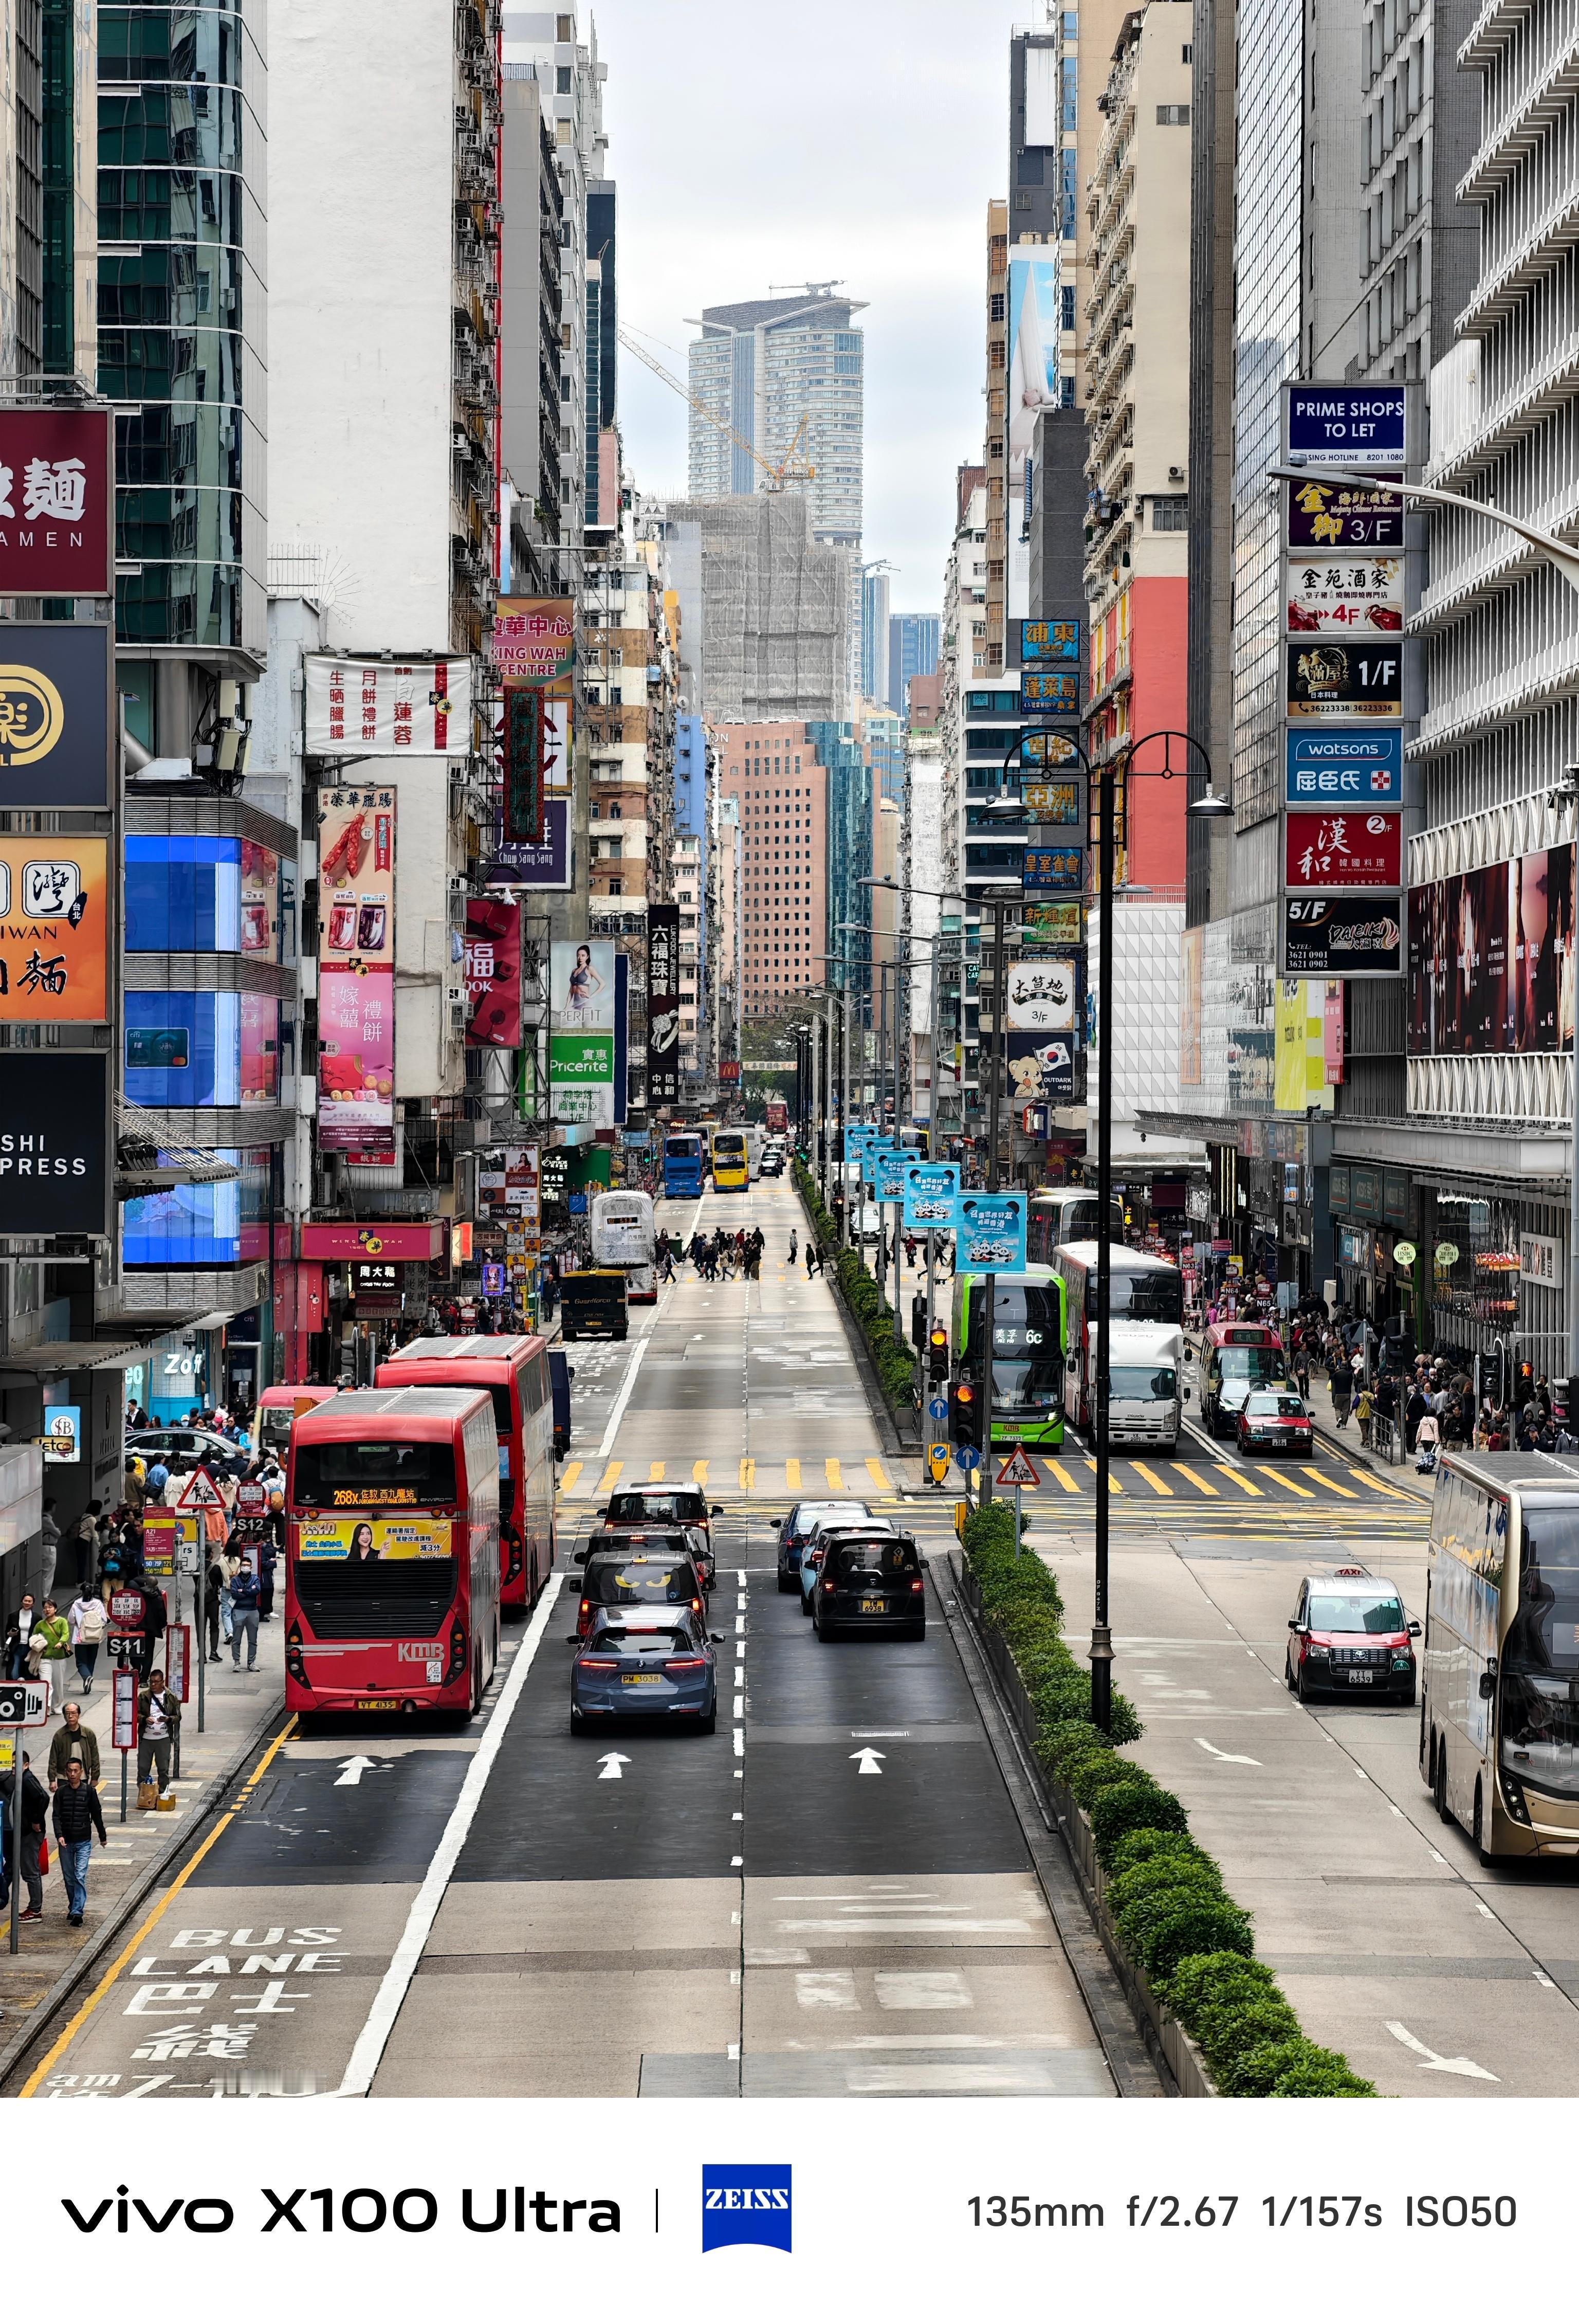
700,2165,793,2254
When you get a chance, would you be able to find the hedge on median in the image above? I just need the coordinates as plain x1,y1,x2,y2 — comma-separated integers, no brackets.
964,1510,1376,2098
792,1158,920,1413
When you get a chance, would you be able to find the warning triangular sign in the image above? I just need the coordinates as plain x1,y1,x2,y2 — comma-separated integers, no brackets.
995,1443,1041,1489
174,1465,225,1510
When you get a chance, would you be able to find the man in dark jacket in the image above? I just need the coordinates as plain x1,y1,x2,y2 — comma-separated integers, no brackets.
229,1557,262,1671
47,1701,101,1790
51,1759,106,1926
0,1752,49,1920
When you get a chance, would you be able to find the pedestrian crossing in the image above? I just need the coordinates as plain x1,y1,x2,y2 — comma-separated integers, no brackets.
555,1448,1425,1513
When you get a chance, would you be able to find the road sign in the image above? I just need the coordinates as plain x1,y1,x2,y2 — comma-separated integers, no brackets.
0,1681,49,1728
927,1396,948,1422
996,1443,1042,1489
927,1443,951,1484
173,1465,224,1511
955,1444,981,1473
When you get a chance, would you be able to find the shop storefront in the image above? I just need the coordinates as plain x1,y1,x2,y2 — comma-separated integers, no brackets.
299,1222,447,1384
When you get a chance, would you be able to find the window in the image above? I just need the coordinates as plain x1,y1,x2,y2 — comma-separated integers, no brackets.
556,65,572,92
1156,103,1190,124
989,292,1006,322
1061,285,1076,333
1061,151,1078,238
1150,494,1188,531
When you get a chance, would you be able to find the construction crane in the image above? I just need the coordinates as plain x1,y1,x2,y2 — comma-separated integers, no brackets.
617,326,815,492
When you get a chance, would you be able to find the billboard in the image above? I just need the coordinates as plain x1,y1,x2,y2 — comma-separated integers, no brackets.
957,1192,1029,1273
1020,669,1079,717
902,1160,960,1232
1287,554,1404,634
0,1051,108,1234
1282,895,1403,977
1286,727,1404,805
543,698,571,788
1407,847,1575,1057
503,686,543,843
1284,810,1402,890
0,624,112,810
1006,251,1062,486
317,787,395,966
1021,776,1084,826
305,657,471,755
491,598,575,686
0,836,108,1022
1286,640,1403,718
297,1517,452,1562
1286,385,1408,460
647,903,681,1105
550,939,619,1126
1017,620,1081,666
0,407,114,595
1006,1032,1075,1104
1004,956,1076,1030
479,1146,540,1220
317,968,396,1159
1020,731,1081,767
485,796,572,890
1286,476,1403,549
1273,979,1332,1114
1022,845,1085,893
465,898,522,1048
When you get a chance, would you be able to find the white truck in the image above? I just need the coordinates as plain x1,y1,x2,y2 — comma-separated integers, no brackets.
744,1125,765,1181
1100,1320,1186,1451
590,1189,657,1303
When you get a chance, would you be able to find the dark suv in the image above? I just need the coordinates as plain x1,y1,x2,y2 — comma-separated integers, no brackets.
810,1530,928,1642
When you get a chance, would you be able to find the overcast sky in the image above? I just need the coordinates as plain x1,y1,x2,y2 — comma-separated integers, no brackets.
589,0,1032,614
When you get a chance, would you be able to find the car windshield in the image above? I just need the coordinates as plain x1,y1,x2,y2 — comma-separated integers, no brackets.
292,1439,456,1508
587,1626,691,1656
797,1504,870,1536
607,1491,706,1525
1218,1347,1285,1380
1110,1367,1178,1402
1247,1393,1306,1418
832,1539,920,1580
586,1559,697,1605
1307,1591,1406,1632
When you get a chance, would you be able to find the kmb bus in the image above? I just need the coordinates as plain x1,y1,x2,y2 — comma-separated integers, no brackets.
590,1188,657,1301
711,1129,749,1191
663,1131,706,1200
376,1334,555,1611
286,1386,501,1717
1026,1189,1124,1263
949,1265,1067,1450
1051,1243,1185,1449
1424,1450,1579,1861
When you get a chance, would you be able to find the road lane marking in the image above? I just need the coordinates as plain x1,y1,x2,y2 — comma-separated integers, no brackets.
1039,1459,1080,1493
825,1458,844,1491
1079,1461,1124,1493
850,1748,886,1774
1133,1463,1172,1497
1216,1468,1265,1496
559,1461,583,1496
1386,2021,1498,2080
739,1457,756,1492
1195,1737,1261,1765
597,1752,631,1780
786,1458,801,1491
1182,1467,1220,1497
333,1755,381,1787
693,1459,710,1486
1350,1466,1415,1500
596,1339,651,1458
595,1460,623,1495
1261,1469,1315,1498
334,1574,564,2098
20,1711,299,2098
866,1459,891,1492
1302,1465,1358,1497
648,1460,666,1481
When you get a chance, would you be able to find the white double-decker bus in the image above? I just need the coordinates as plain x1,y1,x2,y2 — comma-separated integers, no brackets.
1050,1242,1185,1450
590,1190,657,1303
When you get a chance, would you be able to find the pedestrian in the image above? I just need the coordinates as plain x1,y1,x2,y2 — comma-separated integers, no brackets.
68,1582,106,1695
0,1751,48,1921
47,1701,100,1790
229,1557,262,1671
144,1454,170,1506
1330,1359,1352,1429
136,1667,181,1805
51,1759,106,1928
805,1242,819,1280
1356,1382,1375,1449
256,1491,283,1620
34,1596,70,1711
39,1498,60,1601
203,1549,225,1662
788,1229,798,1266
3,1590,36,1680
67,1501,101,1592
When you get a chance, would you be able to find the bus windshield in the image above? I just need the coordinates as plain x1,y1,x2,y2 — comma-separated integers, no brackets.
713,1135,745,1156
1216,1347,1286,1382
293,1439,457,1508
666,1137,701,1157
993,1360,1063,1414
1105,1269,1184,1324
1502,1507,1579,1798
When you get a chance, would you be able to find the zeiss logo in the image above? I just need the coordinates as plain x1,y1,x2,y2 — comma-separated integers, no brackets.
701,2166,792,2254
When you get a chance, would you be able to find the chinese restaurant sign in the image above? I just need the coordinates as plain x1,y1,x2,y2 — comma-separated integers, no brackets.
0,408,113,595
0,836,108,1021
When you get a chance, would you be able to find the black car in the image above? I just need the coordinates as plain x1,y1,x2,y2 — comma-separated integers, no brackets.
572,1536,707,1638
811,1530,928,1642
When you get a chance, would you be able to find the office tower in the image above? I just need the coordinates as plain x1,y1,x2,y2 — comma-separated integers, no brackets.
887,612,939,715
861,567,890,703
687,289,866,551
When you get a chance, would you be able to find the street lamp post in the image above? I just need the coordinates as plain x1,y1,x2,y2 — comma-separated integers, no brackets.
1271,461,1579,1406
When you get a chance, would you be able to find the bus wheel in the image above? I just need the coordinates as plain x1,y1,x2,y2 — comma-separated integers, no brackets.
470,1649,483,1719
1433,1735,1451,1824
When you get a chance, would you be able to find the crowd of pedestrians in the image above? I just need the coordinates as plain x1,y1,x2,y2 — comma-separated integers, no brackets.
677,1226,767,1281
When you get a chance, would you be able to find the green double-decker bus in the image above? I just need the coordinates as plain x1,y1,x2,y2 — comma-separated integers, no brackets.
949,1265,1068,1449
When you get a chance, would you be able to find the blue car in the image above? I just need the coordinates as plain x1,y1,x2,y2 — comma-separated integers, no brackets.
776,1499,873,1593
568,1605,722,1733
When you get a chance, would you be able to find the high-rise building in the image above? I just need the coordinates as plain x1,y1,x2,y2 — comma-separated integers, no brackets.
717,722,829,1020
860,567,890,703
501,62,567,599
886,613,939,715
687,290,866,550
657,495,852,723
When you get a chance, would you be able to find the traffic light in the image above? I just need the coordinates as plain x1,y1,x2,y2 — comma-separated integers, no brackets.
1517,1359,1535,1402
929,1326,950,1384
950,1377,978,1448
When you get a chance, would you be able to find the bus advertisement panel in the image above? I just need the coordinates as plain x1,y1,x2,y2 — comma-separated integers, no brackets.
376,1336,555,1611
286,1387,501,1716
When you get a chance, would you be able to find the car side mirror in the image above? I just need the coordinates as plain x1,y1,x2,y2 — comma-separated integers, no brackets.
1478,1669,1497,1700
597,1505,608,1517
919,1556,930,1569
709,1631,724,1643
1183,1386,1192,1402
573,1548,588,1566
1288,1617,1300,1631
711,1504,723,1517
563,1634,580,1645
1407,1620,1421,1638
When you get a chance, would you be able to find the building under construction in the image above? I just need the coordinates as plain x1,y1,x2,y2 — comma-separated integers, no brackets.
662,494,852,723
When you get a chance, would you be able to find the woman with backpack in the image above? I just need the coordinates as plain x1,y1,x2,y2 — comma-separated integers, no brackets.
68,1582,107,1696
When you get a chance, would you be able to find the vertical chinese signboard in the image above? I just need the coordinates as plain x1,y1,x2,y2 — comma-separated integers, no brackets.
647,904,681,1106
0,408,114,595
465,898,522,1047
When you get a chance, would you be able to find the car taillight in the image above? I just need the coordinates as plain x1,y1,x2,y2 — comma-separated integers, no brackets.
578,1657,619,1670
666,1657,706,1671
909,1578,924,1592
690,1596,703,1614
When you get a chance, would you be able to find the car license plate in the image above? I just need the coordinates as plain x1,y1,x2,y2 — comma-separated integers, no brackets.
355,1698,397,1712
1349,1671,1374,1684
861,1599,888,1614
621,1673,663,1685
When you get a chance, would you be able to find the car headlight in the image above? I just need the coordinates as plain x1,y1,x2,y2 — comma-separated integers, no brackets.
1499,1768,1532,1824
1303,1643,1329,1660
1390,1651,1413,1671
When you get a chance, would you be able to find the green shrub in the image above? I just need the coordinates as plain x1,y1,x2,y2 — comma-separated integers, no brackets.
1040,1720,1109,1777
1198,2001,1305,2091
1106,1852,1224,1919
1066,1750,1137,1810
1090,1778,1191,1865
1113,1870,1229,1956
1106,1829,1216,1880
1140,1899,1255,1986
1229,2037,1375,2098
1164,1951,1280,2030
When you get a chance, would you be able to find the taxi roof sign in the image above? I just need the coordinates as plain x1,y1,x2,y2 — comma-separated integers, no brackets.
995,1443,1041,1489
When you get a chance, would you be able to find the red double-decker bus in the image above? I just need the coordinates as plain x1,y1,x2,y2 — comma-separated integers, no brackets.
285,1387,501,1717
376,1334,555,1612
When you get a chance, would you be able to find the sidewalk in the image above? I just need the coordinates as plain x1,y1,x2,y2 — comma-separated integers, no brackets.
1182,1331,1435,1503
0,1590,286,2077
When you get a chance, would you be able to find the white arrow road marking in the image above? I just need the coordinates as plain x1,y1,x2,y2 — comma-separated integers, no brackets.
333,1755,382,1787
1386,2021,1499,2080
596,1752,632,1781
1194,1737,1262,1766
850,1748,887,1775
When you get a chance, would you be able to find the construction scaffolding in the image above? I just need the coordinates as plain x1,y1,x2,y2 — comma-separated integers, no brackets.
662,494,852,724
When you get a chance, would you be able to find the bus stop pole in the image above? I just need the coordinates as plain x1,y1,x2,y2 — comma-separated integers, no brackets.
9,1723,21,1954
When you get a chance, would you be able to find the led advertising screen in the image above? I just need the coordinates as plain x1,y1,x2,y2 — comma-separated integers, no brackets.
1407,847,1575,1056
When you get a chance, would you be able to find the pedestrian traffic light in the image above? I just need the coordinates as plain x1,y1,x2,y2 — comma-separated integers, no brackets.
929,1326,950,1383
1518,1358,1535,1400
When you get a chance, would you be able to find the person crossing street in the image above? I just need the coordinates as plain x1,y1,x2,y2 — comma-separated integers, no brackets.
51,1758,106,1927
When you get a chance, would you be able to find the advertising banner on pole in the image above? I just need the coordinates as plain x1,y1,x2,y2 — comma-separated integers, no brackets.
1005,956,1077,1031
549,939,618,1126
902,1159,961,1232
317,787,395,966
317,968,396,1159
875,1147,907,1202
956,1192,1029,1273
1006,1032,1076,1103
647,903,681,1106
304,657,470,755
465,898,522,1047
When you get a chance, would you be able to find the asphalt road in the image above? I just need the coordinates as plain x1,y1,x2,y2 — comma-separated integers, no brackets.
12,1183,1123,2102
